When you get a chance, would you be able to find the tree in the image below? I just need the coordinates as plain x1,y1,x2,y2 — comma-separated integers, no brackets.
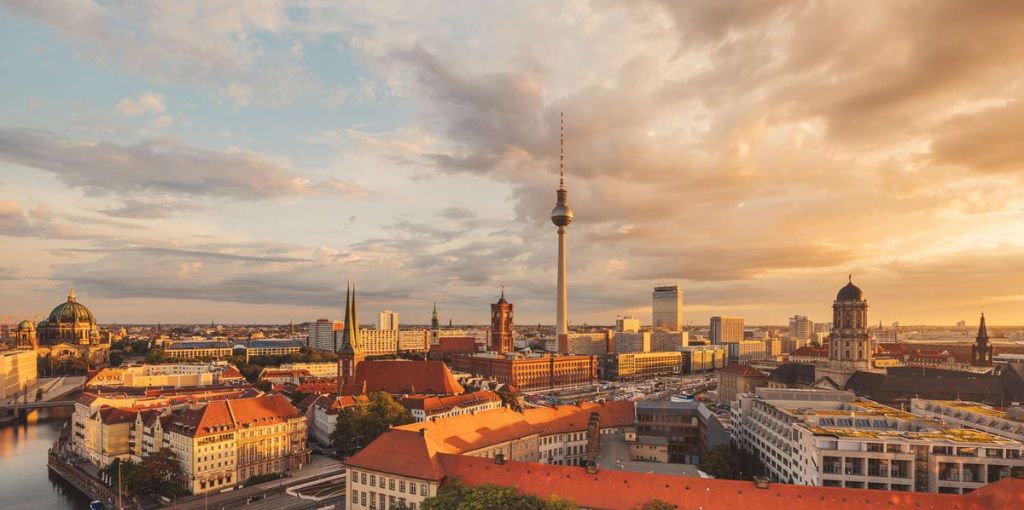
634,500,677,510
331,391,414,457
109,352,124,367
699,444,764,480
422,480,577,510
496,385,524,412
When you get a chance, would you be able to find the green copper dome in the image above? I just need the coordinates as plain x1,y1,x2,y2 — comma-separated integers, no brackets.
17,320,35,330
46,288,96,325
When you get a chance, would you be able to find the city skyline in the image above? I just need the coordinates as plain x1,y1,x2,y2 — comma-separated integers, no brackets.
3,2,1024,325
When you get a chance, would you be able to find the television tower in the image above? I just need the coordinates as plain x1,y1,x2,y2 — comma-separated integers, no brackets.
550,112,574,336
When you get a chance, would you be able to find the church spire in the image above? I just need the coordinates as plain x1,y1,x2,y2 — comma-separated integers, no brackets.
431,301,439,331
338,282,362,355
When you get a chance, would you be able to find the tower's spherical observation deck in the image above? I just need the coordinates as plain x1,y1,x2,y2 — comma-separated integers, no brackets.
551,202,574,227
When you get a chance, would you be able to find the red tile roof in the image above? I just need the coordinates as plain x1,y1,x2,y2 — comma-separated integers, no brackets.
346,401,634,479
341,360,464,396
171,394,301,437
399,391,500,414
718,364,766,377
345,428,447,481
437,454,1024,510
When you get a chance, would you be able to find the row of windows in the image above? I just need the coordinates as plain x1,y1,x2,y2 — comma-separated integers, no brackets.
354,471,428,497
352,490,414,509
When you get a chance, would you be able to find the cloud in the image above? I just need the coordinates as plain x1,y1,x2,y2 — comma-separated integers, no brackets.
0,199,89,239
0,127,369,200
95,199,187,219
116,92,165,116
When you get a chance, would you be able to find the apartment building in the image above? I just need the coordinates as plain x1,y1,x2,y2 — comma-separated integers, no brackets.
603,351,681,381
911,399,1024,442
164,341,233,360
308,319,342,352
165,394,309,494
733,388,1024,494
344,402,634,510
278,362,339,378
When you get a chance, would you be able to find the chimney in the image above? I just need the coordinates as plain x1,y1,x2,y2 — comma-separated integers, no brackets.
585,461,598,474
495,453,505,465
753,476,770,489
419,428,426,437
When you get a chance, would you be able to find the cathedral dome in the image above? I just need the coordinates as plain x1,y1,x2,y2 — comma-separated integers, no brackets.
46,289,96,325
836,277,864,302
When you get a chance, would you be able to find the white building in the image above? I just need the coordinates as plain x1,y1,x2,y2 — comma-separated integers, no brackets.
789,315,814,340
710,316,744,344
734,388,1024,494
652,285,683,331
615,314,641,333
0,349,37,400
911,399,1024,443
279,362,339,378
378,310,399,331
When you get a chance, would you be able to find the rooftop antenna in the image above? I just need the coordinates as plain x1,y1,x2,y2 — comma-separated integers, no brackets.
559,112,565,190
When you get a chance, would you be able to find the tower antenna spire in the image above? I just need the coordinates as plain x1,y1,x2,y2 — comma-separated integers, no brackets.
559,112,565,189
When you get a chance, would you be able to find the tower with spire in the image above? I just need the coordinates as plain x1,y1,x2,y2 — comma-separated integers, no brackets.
430,302,440,345
337,282,365,393
971,313,993,367
550,112,574,338
490,286,514,353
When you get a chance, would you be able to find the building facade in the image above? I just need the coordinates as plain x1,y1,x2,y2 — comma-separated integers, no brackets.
451,354,598,391
652,285,683,331
0,349,37,400
377,310,398,331
710,316,744,344
308,319,342,352
603,351,682,381
789,315,814,340
733,388,1024,494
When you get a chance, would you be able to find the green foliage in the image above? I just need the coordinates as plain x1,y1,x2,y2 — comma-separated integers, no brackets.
699,444,764,480
104,448,185,498
35,387,44,401
496,385,524,412
37,354,88,376
331,391,414,457
144,348,169,364
109,351,124,367
634,500,677,510
421,480,578,510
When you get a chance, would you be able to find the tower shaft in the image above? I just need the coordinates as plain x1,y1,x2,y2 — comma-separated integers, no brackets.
556,227,568,335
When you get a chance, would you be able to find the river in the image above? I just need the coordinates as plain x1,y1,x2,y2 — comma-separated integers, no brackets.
0,407,92,510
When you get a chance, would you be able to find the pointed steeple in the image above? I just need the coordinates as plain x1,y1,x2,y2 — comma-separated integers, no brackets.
431,302,439,331
977,312,989,343
339,282,362,354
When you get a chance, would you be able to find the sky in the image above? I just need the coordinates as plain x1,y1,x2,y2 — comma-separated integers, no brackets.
1,1,1024,327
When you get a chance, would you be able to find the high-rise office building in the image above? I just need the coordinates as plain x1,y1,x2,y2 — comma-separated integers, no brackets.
652,285,683,331
377,310,398,330
615,314,641,332
308,318,342,352
709,316,744,344
788,315,814,340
